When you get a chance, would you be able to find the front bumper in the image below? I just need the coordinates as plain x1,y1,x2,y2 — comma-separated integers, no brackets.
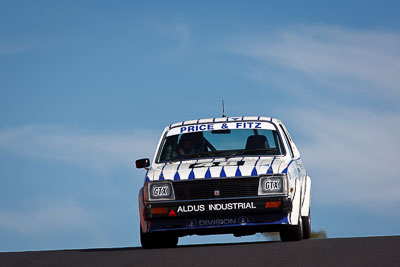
141,196,292,236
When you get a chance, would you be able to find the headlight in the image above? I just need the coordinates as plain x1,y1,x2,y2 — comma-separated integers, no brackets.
258,175,287,195
145,181,175,201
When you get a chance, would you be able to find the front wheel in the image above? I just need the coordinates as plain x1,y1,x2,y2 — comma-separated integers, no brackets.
140,228,178,249
302,213,311,239
280,217,303,242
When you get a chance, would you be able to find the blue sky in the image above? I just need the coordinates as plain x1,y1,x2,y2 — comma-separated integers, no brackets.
1,0,400,251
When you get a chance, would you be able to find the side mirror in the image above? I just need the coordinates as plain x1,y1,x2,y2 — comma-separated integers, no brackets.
136,158,150,169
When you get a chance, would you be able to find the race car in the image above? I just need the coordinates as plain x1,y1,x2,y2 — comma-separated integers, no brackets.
136,116,311,248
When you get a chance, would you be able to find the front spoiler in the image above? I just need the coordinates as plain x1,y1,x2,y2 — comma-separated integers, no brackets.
149,212,289,237
140,195,293,236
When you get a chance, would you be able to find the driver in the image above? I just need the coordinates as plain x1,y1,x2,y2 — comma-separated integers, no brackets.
178,132,204,156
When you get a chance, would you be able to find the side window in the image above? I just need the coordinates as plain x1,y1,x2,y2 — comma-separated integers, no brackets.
280,125,294,158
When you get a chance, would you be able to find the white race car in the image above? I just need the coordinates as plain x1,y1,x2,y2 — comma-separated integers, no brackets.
136,116,311,248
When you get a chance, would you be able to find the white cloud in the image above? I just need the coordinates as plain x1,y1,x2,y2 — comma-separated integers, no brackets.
0,125,159,175
0,198,107,242
287,108,400,213
0,126,154,249
232,25,400,102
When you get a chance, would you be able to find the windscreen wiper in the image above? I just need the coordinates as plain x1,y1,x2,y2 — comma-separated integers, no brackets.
180,151,218,160
224,153,242,159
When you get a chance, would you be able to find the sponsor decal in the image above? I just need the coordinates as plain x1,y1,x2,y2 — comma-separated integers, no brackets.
186,219,198,227
180,124,214,133
190,160,244,168
235,122,262,129
186,216,250,227
199,218,236,226
180,122,262,134
208,202,256,211
170,122,274,136
238,216,249,225
152,186,169,197
265,180,280,190
177,202,256,213
169,210,177,217
177,205,206,213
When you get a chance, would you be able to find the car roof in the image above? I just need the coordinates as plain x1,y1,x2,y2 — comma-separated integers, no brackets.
168,116,281,129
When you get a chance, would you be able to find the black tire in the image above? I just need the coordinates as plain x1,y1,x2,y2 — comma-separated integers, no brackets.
302,212,311,239
140,228,155,249
162,234,178,248
140,228,178,249
280,216,303,242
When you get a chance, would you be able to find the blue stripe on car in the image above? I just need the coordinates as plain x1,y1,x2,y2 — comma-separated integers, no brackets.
159,164,166,180
220,166,227,178
235,166,242,177
174,161,182,180
267,156,276,174
205,167,212,178
251,157,260,176
188,169,195,179
282,160,294,174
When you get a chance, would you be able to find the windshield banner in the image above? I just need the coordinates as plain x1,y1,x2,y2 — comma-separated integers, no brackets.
167,121,276,136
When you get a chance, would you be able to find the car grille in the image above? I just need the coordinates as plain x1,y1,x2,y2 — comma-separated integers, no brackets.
172,177,260,200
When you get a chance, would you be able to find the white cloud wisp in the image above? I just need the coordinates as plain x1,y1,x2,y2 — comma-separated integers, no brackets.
0,125,159,175
232,25,400,103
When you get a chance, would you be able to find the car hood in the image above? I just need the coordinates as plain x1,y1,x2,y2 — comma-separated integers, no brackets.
146,156,288,181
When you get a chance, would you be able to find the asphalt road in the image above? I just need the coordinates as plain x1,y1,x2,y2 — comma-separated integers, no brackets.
1,236,400,267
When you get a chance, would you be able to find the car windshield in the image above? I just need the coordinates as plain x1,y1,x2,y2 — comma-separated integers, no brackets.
157,128,285,162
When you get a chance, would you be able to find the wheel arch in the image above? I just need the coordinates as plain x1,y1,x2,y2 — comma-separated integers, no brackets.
301,175,311,217
138,187,148,233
